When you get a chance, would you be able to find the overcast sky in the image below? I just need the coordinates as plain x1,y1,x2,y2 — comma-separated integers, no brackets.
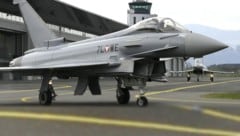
60,0,240,30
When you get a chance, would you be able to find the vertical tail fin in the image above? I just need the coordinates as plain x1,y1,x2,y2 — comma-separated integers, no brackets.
13,0,58,48
194,58,203,67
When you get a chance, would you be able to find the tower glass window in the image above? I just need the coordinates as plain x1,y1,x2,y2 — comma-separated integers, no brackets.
129,1,152,14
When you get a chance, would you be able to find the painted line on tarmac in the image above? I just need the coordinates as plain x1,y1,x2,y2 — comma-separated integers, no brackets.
146,79,240,96
21,88,115,103
147,81,189,87
0,89,39,94
147,79,240,105
148,97,240,105
21,96,37,103
147,79,240,123
0,85,72,94
20,86,72,103
0,111,239,136
179,105,240,123
21,92,74,102
149,97,240,122
0,98,21,102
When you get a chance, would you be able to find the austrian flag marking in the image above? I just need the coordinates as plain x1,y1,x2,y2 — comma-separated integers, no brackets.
98,44,119,53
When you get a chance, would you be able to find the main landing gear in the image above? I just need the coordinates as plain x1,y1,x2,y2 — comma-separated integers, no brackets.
39,91,52,105
116,88,130,104
39,76,56,105
116,77,148,107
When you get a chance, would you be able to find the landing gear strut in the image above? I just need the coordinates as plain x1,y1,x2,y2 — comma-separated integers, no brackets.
39,75,53,105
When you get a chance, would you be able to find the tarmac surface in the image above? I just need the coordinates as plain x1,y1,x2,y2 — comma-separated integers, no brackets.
0,77,240,136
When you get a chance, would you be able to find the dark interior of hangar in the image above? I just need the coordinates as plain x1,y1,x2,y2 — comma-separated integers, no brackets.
0,31,26,61
0,30,27,80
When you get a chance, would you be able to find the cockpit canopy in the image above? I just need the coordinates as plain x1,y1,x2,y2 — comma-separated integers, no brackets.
131,17,189,33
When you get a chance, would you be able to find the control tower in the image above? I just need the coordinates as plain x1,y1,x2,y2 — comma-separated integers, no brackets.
127,0,157,26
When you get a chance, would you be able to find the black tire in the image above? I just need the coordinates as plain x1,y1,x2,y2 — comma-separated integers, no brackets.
137,96,148,107
116,88,130,105
39,91,52,105
210,77,214,82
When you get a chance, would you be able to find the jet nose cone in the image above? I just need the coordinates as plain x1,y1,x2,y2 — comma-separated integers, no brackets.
185,33,228,57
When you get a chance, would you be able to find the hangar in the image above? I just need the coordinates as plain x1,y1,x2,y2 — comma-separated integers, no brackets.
0,0,183,80
0,0,127,80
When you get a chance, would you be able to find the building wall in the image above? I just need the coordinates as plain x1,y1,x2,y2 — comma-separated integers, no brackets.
127,10,157,25
165,58,184,77
0,30,28,80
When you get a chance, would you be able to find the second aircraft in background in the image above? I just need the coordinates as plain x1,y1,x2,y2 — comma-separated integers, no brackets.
170,58,234,82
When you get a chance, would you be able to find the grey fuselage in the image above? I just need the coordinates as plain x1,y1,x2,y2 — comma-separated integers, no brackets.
13,33,183,66
10,17,228,78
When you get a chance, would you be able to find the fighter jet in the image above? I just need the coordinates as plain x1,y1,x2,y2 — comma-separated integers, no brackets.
0,0,227,106
170,58,234,82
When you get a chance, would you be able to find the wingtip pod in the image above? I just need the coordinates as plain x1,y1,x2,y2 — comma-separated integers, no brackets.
13,0,26,5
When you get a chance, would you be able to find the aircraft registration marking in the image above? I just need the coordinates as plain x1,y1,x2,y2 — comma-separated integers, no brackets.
97,44,119,53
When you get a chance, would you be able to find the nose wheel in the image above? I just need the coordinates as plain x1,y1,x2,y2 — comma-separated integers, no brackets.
136,96,148,107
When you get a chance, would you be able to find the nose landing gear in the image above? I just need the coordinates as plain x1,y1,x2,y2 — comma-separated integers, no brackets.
136,96,148,107
116,77,149,107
